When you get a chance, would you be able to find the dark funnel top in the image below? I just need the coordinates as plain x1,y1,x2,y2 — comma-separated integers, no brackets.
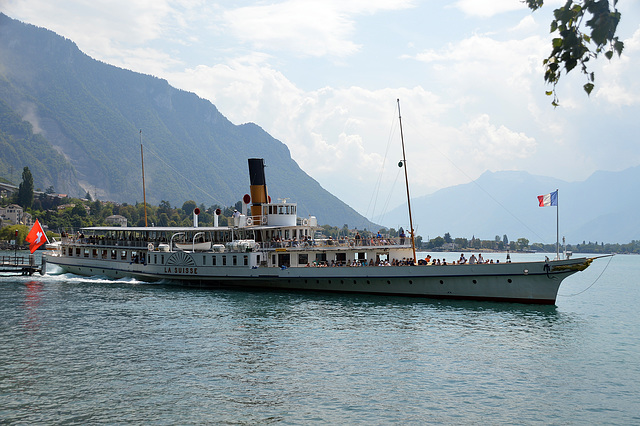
248,158,266,186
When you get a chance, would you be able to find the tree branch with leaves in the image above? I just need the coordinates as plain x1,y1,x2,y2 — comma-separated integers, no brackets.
526,0,624,106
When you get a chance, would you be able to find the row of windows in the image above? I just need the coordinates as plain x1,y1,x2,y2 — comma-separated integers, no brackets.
63,246,251,266
267,204,296,215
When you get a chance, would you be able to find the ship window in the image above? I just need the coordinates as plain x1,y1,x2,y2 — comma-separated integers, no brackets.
298,254,308,265
154,254,157,264
244,255,248,266
202,255,206,265
76,248,81,256
121,251,127,260
212,256,217,266
102,250,107,259
111,250,116,259
84,249,89,258
161,255,165,263
272,255,276,265
92,249,97,257
222,256,227,266
316,253,327,262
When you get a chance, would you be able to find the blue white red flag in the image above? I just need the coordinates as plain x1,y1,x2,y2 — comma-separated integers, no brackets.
537,190,558,207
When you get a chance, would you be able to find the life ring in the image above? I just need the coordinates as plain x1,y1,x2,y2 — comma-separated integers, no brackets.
255,243,260,250
246,217,253,226
262,216,268,225
148,243,154,251
302,218,309,226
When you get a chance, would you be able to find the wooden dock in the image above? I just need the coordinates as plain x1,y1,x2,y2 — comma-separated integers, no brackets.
0,254,46,276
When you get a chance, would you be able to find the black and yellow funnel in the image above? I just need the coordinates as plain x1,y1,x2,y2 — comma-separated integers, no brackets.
248,158,269,217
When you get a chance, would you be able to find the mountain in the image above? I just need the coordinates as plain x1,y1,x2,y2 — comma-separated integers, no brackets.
379,166,640,244
0,13,375,229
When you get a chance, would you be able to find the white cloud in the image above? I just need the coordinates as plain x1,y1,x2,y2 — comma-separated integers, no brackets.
595,27,640,106
222,0,415,57
454,0,565,18
461,114,537,160
408,33,549,116
454,0,526,18
509,15,538,33
223,2,359,57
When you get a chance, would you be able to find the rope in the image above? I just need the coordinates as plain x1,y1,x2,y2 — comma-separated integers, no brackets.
558,255,614,297
364,107,399,223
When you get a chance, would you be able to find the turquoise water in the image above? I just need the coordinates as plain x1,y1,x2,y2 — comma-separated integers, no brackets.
1,252,638,424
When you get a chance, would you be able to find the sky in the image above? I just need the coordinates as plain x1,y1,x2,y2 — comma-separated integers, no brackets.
2,0,640,223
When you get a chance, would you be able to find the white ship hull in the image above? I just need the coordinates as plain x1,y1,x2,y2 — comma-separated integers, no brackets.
47,253,591,304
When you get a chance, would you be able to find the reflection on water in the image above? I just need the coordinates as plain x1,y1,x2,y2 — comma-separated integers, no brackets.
22,281,44,332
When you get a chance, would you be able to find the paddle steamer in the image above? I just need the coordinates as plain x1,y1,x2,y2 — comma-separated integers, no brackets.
45,158,593,304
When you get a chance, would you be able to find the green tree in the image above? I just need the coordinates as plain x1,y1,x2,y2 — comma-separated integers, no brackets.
71,203,87,218
91,200,102,216
158,213,170,227
432,236,445,248
17,167,34,209
443,232,452,244
516,237,530,251
182,200,197,215
0,224,28,243
526,0,624,105
158,200,172,214
454,237,468,249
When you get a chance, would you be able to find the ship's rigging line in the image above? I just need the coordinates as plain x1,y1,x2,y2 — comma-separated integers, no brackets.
558,254,614,297
365,108,403,226
141,142,226,207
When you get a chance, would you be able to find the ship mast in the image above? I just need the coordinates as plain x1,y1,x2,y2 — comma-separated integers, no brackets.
397,99,417,264
140,129,148,227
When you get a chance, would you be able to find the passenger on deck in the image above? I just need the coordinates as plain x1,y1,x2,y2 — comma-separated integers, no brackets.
469,254,477,265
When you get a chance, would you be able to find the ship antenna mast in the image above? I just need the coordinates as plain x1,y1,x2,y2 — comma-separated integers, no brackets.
140,129,148,227
397,99,417,264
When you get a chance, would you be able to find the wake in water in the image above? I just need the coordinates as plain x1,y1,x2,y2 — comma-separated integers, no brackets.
0,263,152,286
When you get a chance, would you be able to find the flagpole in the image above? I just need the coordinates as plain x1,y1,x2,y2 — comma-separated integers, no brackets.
556,188,559,260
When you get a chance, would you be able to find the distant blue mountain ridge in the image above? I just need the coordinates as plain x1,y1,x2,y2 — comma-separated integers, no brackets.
377,165,640,244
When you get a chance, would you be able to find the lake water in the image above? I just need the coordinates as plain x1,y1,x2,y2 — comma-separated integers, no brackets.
1,251,639,424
